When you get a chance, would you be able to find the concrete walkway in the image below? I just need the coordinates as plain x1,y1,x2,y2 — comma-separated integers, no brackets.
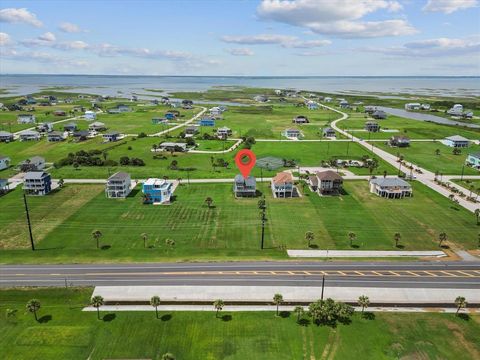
321,102,479,213
82,305,478,313
455,250,480,262
149,106,206,137
91,285,480,305
287,250,447,258
189,138,243,154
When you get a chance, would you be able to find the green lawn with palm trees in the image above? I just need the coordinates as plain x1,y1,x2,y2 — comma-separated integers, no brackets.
0,179,478,264
1,287,479,360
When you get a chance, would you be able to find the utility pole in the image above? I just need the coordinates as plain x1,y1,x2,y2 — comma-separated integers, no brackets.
260,198,266,250
23,193,35,251
460,164,465,181
320,275,325,301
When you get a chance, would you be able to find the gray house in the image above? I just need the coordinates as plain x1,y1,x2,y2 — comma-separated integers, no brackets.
369,177,412,199
63,122,77,132
234,175,256,197
89,121,107,131
389,136,410,147
19,156,46,171
0,155,11,171
365,121,380,132
23,171,52,196
0,178,9,194
322,127,336,137
105,172,132,198
19,130,40,141
47,131,66,142
0,131,13,142
371,110,387,119
103,131,120,142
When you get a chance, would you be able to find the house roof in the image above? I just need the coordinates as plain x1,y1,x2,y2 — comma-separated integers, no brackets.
469,152,480,159
0,131,13,136
109,172,130,181
316,170,343,181
48,131,64,137
19,130,39,136
365,121,378,125
160,142,187,148
73,130,89,137
234,175,256,187
89,121,105,127
445,135,469,142
309,175,318,187
391,135,410,141
370,177,411,188
104,131,120,136
272,172,293,185
64,122,76,127
323,127,335,132
217,126,231,131
24,171,48,180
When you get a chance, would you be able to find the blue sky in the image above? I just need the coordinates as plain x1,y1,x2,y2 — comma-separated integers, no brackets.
0,0,479,75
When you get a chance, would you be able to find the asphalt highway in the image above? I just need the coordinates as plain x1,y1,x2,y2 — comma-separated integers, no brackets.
1,261,479,289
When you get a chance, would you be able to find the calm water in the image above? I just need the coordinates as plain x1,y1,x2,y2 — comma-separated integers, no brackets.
0,75,479,98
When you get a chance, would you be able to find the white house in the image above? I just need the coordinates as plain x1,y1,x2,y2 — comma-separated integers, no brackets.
105,172,132,198
282,128,302,139
19,130,40,141
324,97,332,103
444,135,470,148
0,155,11,171
369,177,412,199
17,114,36,124
404,103,421,111
84,111,97,120
216,127,232,138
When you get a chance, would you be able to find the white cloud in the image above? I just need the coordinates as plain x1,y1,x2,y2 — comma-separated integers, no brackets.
362,36,480,57
1,48,88,67
91,43,192,60
221,33,331,48
0,32,12,46
58,22,84,33
256,0,416,38
0,8,42,27
423,0,478,14
226,48,255,56
38,32,56,42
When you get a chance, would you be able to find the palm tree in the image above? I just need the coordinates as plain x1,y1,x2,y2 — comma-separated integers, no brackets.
294,306,304,323
348,232,357,247
475,209,480,225
454,296,467,315
141,233,148,248
152,144,158,152
438,232,447,247
92,230,102,249
150,296,161,319
305,231,315,248
449,194,455,201
258,198,266,210
204,197,213,208
213,299,224,318
358,295,370,314
394,232,401,248
273,294,283,316
26,299,41,321
161,353,175,360
435,148,440,156
91,295,104,320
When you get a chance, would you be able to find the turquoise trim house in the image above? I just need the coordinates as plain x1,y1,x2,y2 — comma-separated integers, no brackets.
467,153,480,169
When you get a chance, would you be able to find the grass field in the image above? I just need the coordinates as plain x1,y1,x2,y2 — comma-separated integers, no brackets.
453,179,480,196
373,141,479,175
338,112,480,140
0,180,477,263
1,288,479,360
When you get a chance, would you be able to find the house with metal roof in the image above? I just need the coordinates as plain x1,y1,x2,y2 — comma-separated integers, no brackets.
371,110,387,119
0,131,14,142
19,130,40,141
323,127,336,138
389,136,410,147
105,172,132,198
282,128,303,139
102,131,120,142
47,131,67,142
19,156,45,171
159,142,188,152
89,121,106,131
0,178,9,194
0,155,11,171
23,171,52,196
63,123,77,132
216,127,232,139
234,175,256,197
365,121,380,132
369,177,412,199
293,115,309,124
84,110,96,120
142,178,174,204
444,135,469,148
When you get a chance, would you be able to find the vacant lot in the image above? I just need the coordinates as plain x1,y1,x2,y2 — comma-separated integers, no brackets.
0,181,477,263
373,141,479,175
1,288,479,360
340,112,480,140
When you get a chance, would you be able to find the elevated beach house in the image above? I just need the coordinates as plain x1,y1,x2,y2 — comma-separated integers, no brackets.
185,126,199,136
444,135,469,148
282,128,302,139
23,171,52,196
0,178,9,194
142,178,174,204
404,103,421,111
466,153,480,169
308,170,343,195
105,172,132,198
365,121,380,132
234,175,256,197
19,156,45,171
369,177,412,199
17,114,36,124
63,122,77,132
323,127,336,138
292,115,309,124
159,142,188,152
389,136,410,147
47,131,67,142
0,131,14,142
199,117,216,127
371,110,387,120
84,110,96,120
89,121,106,131
271,172,294,198
216,127,232,139
0,155,11,171
19,130,40,141
102,131,120,142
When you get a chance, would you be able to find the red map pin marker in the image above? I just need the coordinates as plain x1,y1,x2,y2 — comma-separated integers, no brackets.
235,149,256,178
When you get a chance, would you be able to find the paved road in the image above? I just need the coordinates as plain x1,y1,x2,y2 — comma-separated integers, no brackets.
322,103,479,213
1,261,479,289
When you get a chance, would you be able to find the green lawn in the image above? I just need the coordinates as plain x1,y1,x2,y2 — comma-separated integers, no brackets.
339,112,480,140
0,180,477,264
373,141,479,175
453,179,480,197
1,288,479,360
